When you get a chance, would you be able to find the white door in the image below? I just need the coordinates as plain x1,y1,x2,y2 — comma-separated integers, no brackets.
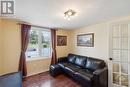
110,23,130,87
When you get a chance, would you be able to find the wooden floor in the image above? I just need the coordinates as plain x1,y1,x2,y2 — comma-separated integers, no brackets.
23,72,81,87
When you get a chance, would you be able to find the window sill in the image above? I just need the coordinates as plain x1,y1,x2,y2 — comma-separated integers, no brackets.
26,57,51,61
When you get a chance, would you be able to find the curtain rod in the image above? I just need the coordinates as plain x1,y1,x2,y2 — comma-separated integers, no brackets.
17,23,53,29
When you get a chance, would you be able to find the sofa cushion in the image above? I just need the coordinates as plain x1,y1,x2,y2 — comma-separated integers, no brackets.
85,57,106,71
67,54,76,64
64,65,81,77
74,56,87,67
75,69,93,81
58,62,73,68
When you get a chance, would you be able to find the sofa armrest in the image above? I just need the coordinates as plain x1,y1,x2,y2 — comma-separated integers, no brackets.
93,67,108,75
93,67,108,87
0,72,22,87
58,57,67,63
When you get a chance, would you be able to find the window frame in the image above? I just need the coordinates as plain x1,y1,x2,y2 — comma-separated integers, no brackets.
26,27,52,61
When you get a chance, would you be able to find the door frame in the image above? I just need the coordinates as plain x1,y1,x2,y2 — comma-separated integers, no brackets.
108,20,130,87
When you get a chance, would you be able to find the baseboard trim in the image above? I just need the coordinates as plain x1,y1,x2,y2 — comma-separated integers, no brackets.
26,69,49,77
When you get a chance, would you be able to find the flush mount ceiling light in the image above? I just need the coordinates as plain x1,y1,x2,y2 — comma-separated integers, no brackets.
64,9,77,21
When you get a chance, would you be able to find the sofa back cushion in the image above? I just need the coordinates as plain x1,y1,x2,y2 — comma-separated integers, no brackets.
74,56,87,67
85,57,106,71
67,54,76,64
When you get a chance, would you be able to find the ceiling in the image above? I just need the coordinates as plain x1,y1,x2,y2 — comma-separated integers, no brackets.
6,0,130,29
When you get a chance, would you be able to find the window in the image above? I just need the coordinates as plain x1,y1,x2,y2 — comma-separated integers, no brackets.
26,27,51,59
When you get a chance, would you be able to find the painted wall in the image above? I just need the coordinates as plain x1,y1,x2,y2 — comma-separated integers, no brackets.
0,19,70,76
0,19,3,74
56,29,71,58
70,22,109,61
0,19,21,75
27,59,51,76
70,16,130,61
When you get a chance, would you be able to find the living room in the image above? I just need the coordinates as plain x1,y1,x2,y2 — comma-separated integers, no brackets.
0,0,130,87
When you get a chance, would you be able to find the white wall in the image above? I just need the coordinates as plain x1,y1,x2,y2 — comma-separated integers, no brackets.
70,16,130,61
70,22,109,61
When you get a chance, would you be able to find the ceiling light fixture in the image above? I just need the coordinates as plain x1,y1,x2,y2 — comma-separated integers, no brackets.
64,9,77,21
